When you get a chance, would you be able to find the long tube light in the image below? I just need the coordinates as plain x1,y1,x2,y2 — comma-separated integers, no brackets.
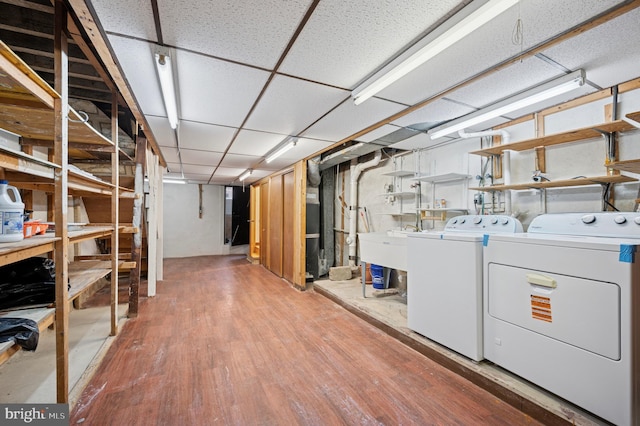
429,69,586,140
239,169,252,181
351,0,518,105
155,52,179,129
266,138,297,163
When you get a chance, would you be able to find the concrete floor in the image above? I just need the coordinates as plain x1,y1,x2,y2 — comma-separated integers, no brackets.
312,276,605,426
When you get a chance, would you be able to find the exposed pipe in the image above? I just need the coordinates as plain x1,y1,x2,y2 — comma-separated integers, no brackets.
347,150,382,268
458,129,513,215
307,157,321,187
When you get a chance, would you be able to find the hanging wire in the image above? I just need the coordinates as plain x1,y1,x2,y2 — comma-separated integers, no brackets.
512,1,524,61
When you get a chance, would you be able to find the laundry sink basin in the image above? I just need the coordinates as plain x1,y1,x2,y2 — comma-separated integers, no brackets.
358,232,408,271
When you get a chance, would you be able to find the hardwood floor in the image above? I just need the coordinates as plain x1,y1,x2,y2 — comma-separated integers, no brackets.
71,255,542,425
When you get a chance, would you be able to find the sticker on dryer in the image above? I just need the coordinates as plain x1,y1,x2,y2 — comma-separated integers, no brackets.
531,295,552,322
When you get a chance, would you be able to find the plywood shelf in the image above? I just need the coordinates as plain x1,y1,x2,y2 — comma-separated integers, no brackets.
469,174,636,192
607,159,640,174
0,307,55,366
68,260,112,302
0,235,59,267
469,117,639,157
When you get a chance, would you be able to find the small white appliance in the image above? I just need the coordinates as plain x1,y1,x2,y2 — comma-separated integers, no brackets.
483,212,640,426
407,214,523,361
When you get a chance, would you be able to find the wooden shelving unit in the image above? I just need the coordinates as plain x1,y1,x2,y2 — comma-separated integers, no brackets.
0,37,126,402
470,175,635,192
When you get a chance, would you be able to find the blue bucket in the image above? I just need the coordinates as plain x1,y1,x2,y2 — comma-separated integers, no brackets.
371,264,385,289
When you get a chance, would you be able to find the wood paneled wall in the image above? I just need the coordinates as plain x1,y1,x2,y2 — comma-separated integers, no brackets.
251,160,306,289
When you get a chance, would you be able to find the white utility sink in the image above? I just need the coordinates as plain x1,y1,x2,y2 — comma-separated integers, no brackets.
358,231,410,271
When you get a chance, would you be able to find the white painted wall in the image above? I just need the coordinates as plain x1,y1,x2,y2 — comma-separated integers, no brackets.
162,183,225,258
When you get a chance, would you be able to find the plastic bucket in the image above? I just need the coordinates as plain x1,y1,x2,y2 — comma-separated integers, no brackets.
0,180,24,243
371,264,385,289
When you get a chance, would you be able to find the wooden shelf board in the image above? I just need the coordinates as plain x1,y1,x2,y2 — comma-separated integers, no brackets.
470,175,636,192
417,207,468,212
379,212,417,216
627,111,640,122
607,159,640,174
470,118,639,157
68,226,113,244
0,235,58,267
0,307,55,366
68,260,111,302
411,173,471,183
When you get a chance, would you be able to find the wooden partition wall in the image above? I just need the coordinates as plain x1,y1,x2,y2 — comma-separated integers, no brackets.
251,161,306,289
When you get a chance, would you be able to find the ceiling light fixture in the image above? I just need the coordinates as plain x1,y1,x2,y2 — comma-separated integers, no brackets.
162,178,187,185
266,137,298,163
351,0,518,105
154,52,179,129
239,169,253,181
429,69,586,140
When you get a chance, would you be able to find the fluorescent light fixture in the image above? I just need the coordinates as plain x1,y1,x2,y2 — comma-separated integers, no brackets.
266,137,297,163
239,169,252,181
154,52,179,129
162,178,186,185
429,69,586,140
351,0,518,105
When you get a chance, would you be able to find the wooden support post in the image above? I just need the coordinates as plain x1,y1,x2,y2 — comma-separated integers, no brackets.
128,132,146,317
110,91,119,335
53,0,70,404
535,147,546,173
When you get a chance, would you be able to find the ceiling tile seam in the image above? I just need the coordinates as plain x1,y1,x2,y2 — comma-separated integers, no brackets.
534,53,603,90
208,0,323,184
150,0,163,45
311,0,640,161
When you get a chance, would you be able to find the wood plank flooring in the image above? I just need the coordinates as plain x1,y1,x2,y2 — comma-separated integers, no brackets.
71,255,542,425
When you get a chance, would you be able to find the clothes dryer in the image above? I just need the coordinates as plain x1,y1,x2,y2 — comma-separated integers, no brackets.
483,212,640,426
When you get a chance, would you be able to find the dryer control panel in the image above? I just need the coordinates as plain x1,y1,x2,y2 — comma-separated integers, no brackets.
444,215,523,233
528,212,640,237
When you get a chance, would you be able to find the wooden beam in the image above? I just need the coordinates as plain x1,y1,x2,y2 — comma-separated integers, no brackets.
128,132,146,318
66,0,167,167
110,90,119,336
53,0,70,404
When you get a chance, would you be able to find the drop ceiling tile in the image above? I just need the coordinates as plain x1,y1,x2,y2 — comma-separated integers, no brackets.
392,99,476,129
147,116,177,148
213,166,247,178
108,36,166,118
176,50,270,127
158,147,180,164
280,0,461,88
157,0,310,69
356,125,402,143
262,137,334,170
374,0,626,106
245,75,349,135
89,0,157,41
178,121,236,152
179,163,216,175
302,98,406,142
228,129,286,156
388,132,437,151
445,58,563,109
179,149,223,166
218,153,261,169
539,8,640,89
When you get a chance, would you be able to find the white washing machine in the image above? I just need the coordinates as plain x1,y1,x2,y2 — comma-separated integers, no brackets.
483,212,640,426
407,214,523,361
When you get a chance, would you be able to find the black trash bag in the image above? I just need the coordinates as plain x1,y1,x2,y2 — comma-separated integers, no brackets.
0,281,56,310
0,318,39,351
0,257,55,284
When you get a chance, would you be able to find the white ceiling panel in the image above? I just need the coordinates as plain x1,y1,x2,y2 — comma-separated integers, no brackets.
228,130,286,156
147,116,176,148
302,98,406,142
214,166,248,178
89,0,157,41
179,149,223,167
445,57,563,109
356,125,402,143
280,0,461,88
108,36,166,117
263,137,334,170
245,75,349,135
176,50,271,127
218,153,261,169
539,8,640,89
392,99,477,129
178,121,236,152
389,132,439,151
157,0,310,69
177,163,216,175
158,147,180,164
